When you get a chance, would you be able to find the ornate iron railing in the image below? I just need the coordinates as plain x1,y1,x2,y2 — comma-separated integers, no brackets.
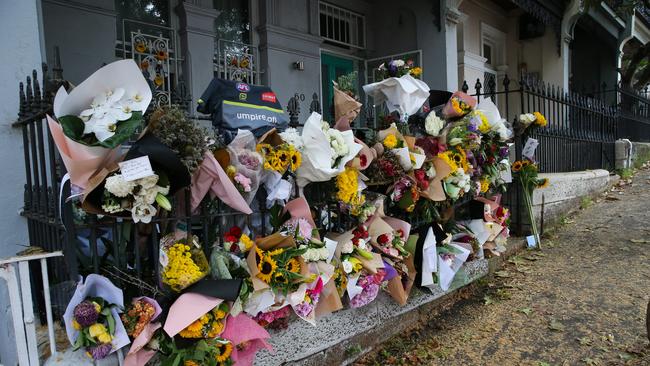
214,39,261,85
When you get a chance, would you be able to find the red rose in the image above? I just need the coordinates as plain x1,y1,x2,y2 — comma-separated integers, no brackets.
229,243,240,253
377,234,390,245
228,226,242,237
359,154,368,167
224,234,237,243
396,229,405,238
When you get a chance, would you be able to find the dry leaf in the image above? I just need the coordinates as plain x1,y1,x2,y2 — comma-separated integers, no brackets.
548,320,565,332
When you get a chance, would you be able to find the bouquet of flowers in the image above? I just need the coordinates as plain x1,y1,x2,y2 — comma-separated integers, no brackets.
227,129,264,203
349,269,387,308
442,91,475,119
63,274,129,360
252,306,293,330
99,171,171,223
367,215,416,305
389,176,420,213
121,297,159,339
160,233,210,292
47,60,152,188
148,105,214,175
256,138,302,175
248,237,306,294
512,158,549,248
222,226,254,256
333,72,363,124
178,303,230,339
335,167,366,211
160,338,234,366
375,59,421,80
295,112,362,188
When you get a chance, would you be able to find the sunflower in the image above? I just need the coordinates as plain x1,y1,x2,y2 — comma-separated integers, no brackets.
267,248,285,257
291,151,302,171
274,271,289,284
277,150,290,169
206,320,225,338
511,161,523,172
537,178,550,188
215,341,233,363
521,160,530,167
286,257,301,273
255,246,264,263
257,255,277,283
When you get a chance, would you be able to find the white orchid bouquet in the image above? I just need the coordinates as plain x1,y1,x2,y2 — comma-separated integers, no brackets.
54,60,151,149
48,60,152,188
101,172,171,223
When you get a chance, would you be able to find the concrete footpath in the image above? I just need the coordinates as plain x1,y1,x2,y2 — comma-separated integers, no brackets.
357,166,650,366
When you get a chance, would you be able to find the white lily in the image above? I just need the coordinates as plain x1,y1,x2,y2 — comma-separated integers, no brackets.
131,201,157,223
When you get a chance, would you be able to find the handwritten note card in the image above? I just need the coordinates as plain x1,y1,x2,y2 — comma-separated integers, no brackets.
522,138,539,160
119,156,154,181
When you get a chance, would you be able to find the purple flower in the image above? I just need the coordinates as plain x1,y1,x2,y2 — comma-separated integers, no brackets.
88,343,112,360
73,300,99,327
499,146,509,158
388,62,398,77
468,120,478,132
350,283,380,308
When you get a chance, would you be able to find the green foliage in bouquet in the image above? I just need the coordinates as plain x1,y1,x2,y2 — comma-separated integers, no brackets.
336,71,358,97
59,112,143,149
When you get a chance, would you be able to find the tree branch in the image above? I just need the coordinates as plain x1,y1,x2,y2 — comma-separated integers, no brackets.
621,42,650,87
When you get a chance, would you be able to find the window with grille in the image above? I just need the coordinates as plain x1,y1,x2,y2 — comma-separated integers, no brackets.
319,2,365,49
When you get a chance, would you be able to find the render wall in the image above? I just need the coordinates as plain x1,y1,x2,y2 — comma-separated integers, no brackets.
0,1,44,364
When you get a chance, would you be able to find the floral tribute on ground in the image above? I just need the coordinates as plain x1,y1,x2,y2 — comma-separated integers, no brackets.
51,60,548,364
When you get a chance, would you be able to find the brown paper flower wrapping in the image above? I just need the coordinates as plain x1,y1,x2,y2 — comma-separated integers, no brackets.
334,86,362,124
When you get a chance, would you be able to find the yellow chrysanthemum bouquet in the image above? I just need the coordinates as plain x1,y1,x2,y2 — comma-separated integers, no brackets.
160,233,210,292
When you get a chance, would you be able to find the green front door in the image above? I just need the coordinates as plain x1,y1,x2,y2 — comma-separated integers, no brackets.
321,53,354,123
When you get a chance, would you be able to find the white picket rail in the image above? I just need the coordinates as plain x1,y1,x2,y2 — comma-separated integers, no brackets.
0,251,63,366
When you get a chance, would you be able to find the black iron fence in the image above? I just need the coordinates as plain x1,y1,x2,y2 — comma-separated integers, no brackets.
463,74,618,173
12,57,650,322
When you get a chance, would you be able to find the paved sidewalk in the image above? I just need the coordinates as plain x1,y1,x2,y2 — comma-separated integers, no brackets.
357,167,650,366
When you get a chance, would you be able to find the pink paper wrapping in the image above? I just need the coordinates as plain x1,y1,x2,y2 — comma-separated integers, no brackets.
476,194,502,222
222,314,273,366
124,297,163,366
123,322,161,366
191,152,252,214
47,115,120,189
442,91,477,118
163,293,223,337
283,197,316,229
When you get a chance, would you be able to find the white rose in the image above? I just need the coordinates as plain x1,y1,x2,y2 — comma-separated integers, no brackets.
424,112,445,136
393,59,405,67
341,241,354,254
519,113,536,127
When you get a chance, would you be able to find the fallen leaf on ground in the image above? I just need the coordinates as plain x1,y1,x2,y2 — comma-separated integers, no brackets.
548,320,565,332
577,337,592,346
494,271,511,278
519,308,533,316
629,239,650,244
